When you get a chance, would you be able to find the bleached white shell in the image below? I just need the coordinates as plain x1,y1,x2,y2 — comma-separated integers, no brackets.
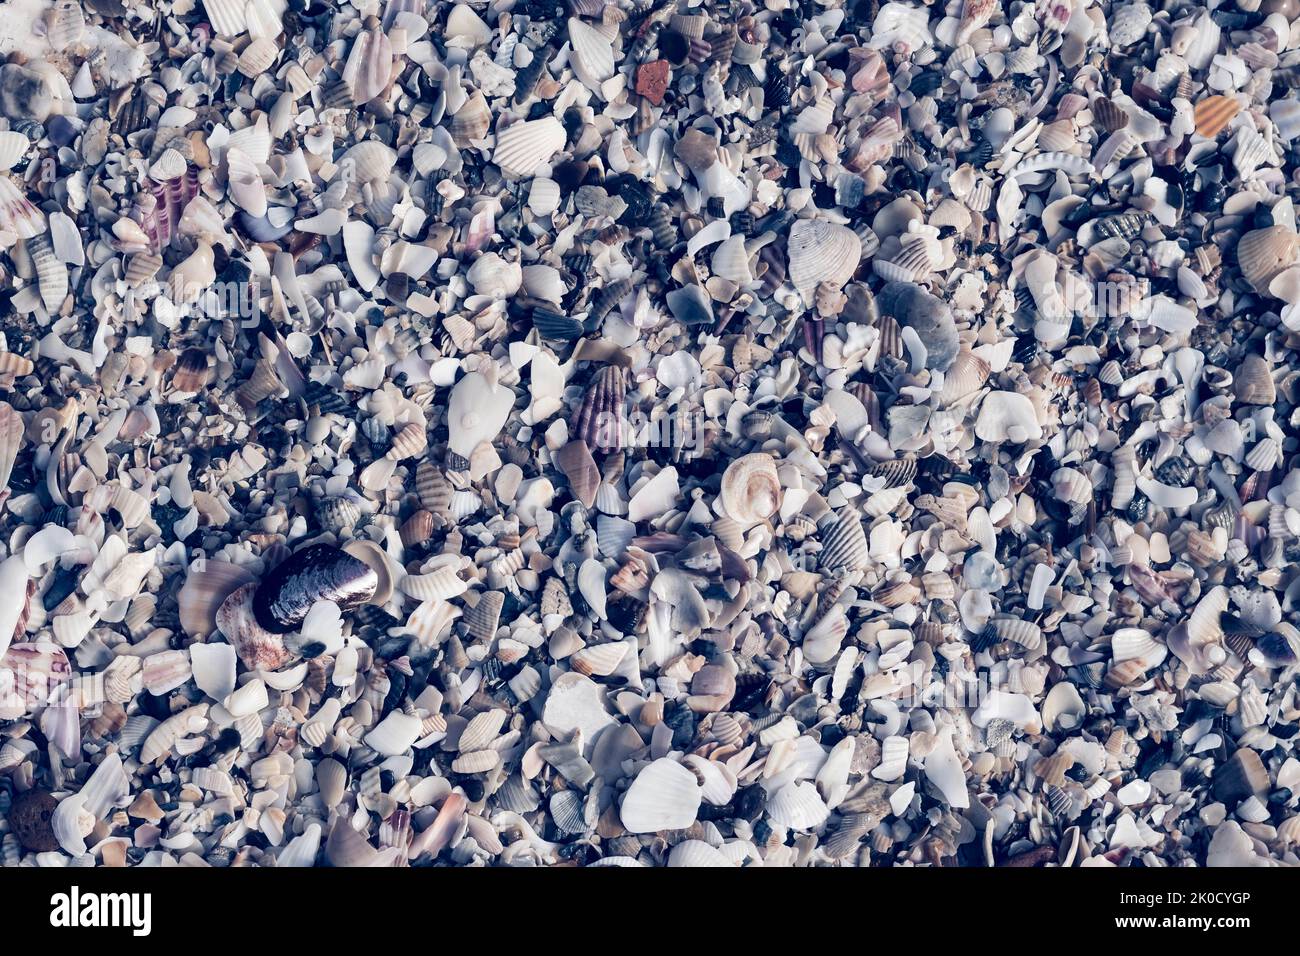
787,219,862,300
447,371,515,458
567,17,616,91
974,391,1044,443
620,758,702,833
493,117,567,179
667,840,733,867
766,781,830,829
225,148,267,216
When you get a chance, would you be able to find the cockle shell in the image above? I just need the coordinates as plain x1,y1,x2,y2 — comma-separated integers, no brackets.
936,351,990,406
493,117,566,179
1193,95,1240,138
819,508,869,572
719,453,782,526
787,219,862,302
1237,226,1300,295
1234,353,1275,406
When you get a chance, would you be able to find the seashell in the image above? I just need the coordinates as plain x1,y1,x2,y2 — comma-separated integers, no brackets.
344,25,393,105
556,440,600,508
936,351,990,406
447,371,515,459
464,590,505,641
338,141,397,184
400,568,467,601
573,366,627,453
0,131,30,171
225,148,267,217
416,462,454,518
1193,95,1240,139
451,750,501,774
975,391,1044,443
875,282,960,372
450,91,491,146
0,177,45,239
766,781,831,830
1237,226,1300,296
872,735,909,781
0,402,22,495
1091,97,1129,132
568,17,616,89
819,508,869,573
493,117,567,179
620,758,702,833
571,642,629,677
787,219,862,301
27,235,68,313
238,37,279,78
251,545,378,634
720,453,782,526
1109,2,1152,47
179,559,257,641
399,510,436,549
1233,354,1275,406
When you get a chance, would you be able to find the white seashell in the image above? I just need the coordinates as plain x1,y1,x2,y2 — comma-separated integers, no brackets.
225,148,267,216
567,17,616,91
447,371,515,458
974,391,1044,443
922,731,970,808
767,780,830,829
365,711,423,756
872,735,909,781
528,177,561,215
787,219,862,301
619,758,702,833
720,453,782,526
493,117,567,179
0,131,29,171
667,839,732,867
628,466,680,523
190,642,237,701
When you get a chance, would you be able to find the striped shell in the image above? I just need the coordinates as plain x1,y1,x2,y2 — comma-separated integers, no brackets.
493,117,567,179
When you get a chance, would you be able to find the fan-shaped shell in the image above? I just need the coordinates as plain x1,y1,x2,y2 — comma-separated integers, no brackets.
619,758,702,833
787,219,862,300
819,508,869,572
1238,226,1300,295
493,117,566,179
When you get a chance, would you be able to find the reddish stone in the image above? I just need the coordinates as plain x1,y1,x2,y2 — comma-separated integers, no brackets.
636,60,670,106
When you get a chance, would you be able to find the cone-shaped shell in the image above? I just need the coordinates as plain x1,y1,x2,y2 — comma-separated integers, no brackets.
493,117,567,179
556,439,600,508
720,453,783,526
787,219,862,300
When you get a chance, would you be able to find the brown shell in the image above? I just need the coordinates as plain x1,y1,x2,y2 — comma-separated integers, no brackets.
463,590,505,641
399,510,436,548
555,439,600,508
416,460,453,518
1193,95,1241,139
1091,96,1129,132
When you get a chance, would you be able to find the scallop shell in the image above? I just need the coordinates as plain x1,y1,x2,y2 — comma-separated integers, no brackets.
936,351,990,405
344,26,393,105
493,116,567,179
567,17,616,89
202,0,248,36
871,735,909,781
1091,96,1129,132
0,131,29,171
572,366,627,452
238,37,280,77
619,758,702,833
463,590,504,641
400,567,468,601
720,453,782,526
1234,353,1275,406
0,177,45,239
787,219,862,301
339,141,397,183
1193,95,1240,140
819,508,869,573
450,90,491,146
178,559,257,640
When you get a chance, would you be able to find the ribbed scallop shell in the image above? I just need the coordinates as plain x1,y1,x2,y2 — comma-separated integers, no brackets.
400,567,467,601
787,219,862,299
1234,353,1275,406
463,590,504,641
819,508,869,573
238,37,279,77
619,758,702,833
0,132,29,172
450,91,491,147
936,351,990,405
202,0,247,36
567,17,616,88
493,116,567,179
572,366,627,452
1193,95,1240,139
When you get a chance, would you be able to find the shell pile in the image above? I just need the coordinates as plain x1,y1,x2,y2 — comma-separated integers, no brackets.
2,0,1300,869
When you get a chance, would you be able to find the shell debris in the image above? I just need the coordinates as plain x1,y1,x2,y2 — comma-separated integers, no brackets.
0,0,1298,871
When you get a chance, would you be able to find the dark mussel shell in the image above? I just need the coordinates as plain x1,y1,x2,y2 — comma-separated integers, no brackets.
252,544,378,633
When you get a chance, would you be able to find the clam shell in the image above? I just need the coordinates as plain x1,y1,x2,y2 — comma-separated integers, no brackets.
1237,226,1300,295
619,758,702,833
179,559,257,640
936,350,990,405
252,544,378,633
720,453,782,526
238,37,280,78
493,116,566,179
463,590,504,641
1234,353,1275,406
787,219,862,301
450,90,491,146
